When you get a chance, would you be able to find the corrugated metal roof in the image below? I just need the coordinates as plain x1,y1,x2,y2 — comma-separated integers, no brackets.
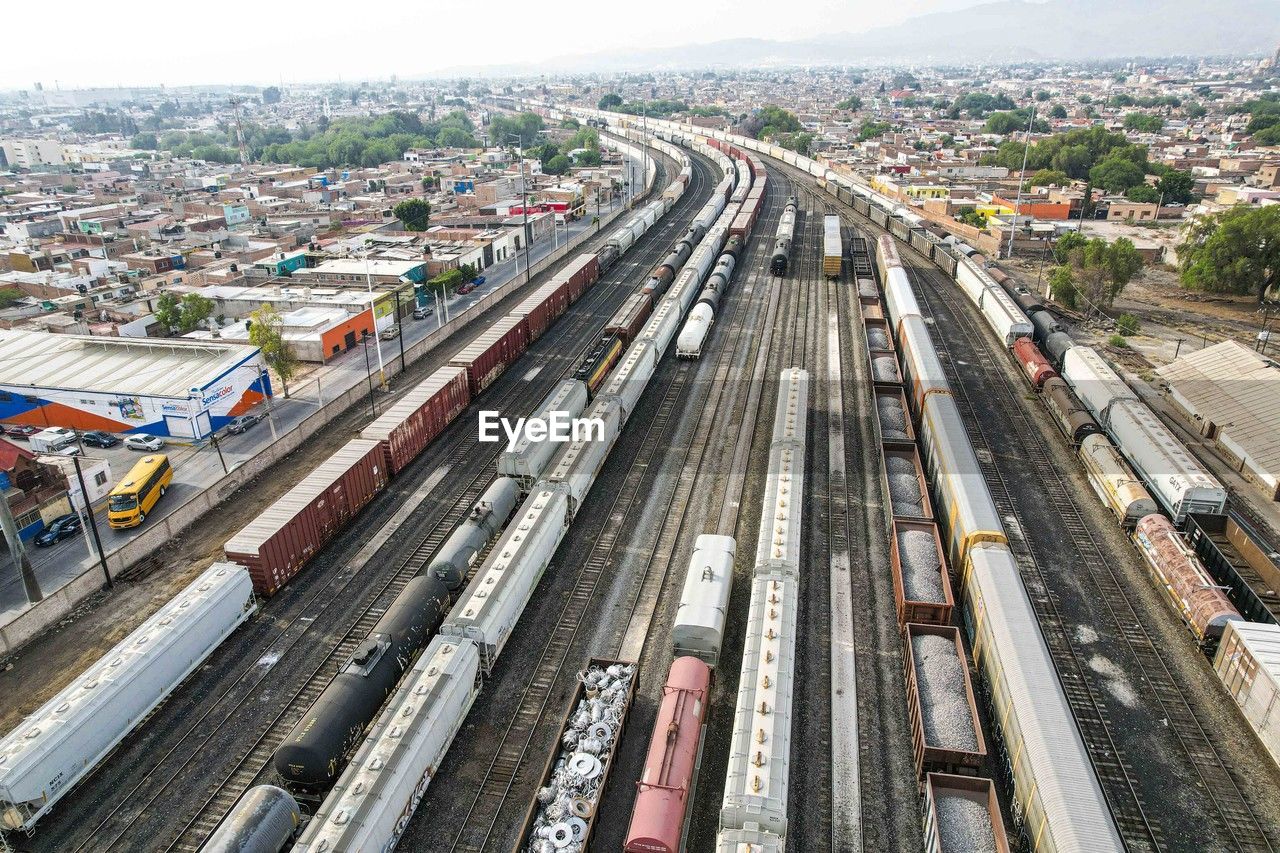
1156,340,1280,473
0,329,260,399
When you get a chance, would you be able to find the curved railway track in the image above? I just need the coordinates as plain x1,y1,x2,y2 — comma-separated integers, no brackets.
22,147,717,853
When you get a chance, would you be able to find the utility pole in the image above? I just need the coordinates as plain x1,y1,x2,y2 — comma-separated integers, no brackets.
1008,104,1036,260
0,492,41,603
229,97,249,166
362,332,377,419
394,289,406,374
72,455,111,589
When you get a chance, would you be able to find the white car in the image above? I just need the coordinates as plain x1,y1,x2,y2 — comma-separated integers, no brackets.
124,435,165,452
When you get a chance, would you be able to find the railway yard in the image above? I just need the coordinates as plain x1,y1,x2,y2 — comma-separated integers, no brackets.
1,105,1280,853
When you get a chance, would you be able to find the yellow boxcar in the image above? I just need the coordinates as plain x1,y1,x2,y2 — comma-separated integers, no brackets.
108,454,173,529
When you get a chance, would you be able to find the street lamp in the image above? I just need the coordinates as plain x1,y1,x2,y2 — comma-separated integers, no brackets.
361,331,377,419
359,245,388,389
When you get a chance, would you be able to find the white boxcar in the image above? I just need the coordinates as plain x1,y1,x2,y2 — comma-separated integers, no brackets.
717,827,783,853
676,304,714,359
497,378,589,485
0,562,255,832
897,315,950,412
672,534,737,666
599,340,658,421
720,572,798,839
1061,346,1137,424
440,487,570,672
918,394,1007,571
954,257,990,306
1105,398,1227,522
639,299,683,356
1214,620,1280,769
293,637,480,853
607,224,636,255
883,267,922,330
964,543,1124,853
543,396,622,514
1078,433,1160,527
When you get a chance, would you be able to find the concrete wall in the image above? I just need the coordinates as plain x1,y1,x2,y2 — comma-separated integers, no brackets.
0,152,662,656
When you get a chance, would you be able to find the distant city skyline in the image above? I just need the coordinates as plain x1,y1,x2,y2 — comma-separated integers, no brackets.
6,0,990,88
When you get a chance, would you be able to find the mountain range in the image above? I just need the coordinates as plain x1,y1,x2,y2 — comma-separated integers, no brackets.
438,0,1280,76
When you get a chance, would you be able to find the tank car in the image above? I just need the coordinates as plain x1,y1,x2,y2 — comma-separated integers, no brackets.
201,785,301,853
427,477,521,586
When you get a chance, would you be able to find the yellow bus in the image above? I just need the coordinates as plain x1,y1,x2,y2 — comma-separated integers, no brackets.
108,454,173,529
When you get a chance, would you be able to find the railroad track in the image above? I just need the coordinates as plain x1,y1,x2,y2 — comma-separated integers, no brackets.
446,159,783,853
34,150,715,853
912,264,1275,853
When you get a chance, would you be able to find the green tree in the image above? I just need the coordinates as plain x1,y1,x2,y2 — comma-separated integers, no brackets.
858,121,891,141
1089,154,1146,193
261,86,282,105
0,288,25,308
1125,183,1161,203
1051,236,1143,309
1048,265,1078,308
1053,230,1088,264
1178,205,1280,301
394,198,431,231
153,292,214,335
754,105,802,140
985,109,1048,134
1123,113,1164,133
1115,313,1141,335
958,209,988,228
1035,90,1051,102
544,154,572,175
436,126,477,148
248,304,298,398
1029,169,1071,188
489,111,545,148
1155,169,1195,204
575,148,602,166
597,93,622,110
1185,102,1208,119
130,132,158,150
1049,104,1067,119
836,95,863,111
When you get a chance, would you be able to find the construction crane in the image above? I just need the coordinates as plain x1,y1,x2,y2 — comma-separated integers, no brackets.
228,96,249,165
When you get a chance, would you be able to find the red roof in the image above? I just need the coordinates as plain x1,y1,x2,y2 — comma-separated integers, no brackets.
0,438,34,472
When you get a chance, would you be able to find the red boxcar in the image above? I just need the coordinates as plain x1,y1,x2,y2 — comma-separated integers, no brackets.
359,365,470,474
509,280,568,343
605,291,654,346
624,656,712,853
224,438,390,595
448,314,529,395
1012,337,1058,389
560,253,601,303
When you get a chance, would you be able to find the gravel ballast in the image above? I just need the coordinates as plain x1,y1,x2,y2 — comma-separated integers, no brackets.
912,633,978,751
867,327,891,350
898,528,945,602
934,792,996,853
877,396,908,439
885,456,924,516
859,279,878,298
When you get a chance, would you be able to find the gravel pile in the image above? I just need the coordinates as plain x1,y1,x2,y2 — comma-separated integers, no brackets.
858,279,878,298
934,792,996,853
867,327,891,350
873,357,899,383
898,528,945,602
877,396,908,439
912,633,978,750
885,456,924,516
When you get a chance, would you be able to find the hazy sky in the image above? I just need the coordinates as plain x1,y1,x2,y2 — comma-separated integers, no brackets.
3,0,988,88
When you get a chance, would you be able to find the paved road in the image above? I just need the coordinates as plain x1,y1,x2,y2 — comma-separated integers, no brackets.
0,168,645,622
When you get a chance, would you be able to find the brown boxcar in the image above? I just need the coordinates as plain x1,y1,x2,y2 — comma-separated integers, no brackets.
224,438,390,596
903,625,986,779
448,314,529,395
562,252,601,302
509,281,567,343
359,365,470,474
882,443,934,521
891,519,955,625
605,291,654,345
922,774,1011,853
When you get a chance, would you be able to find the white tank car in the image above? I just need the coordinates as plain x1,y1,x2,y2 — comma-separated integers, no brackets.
293,638,481,853
675,303,714,359
672,535,736,666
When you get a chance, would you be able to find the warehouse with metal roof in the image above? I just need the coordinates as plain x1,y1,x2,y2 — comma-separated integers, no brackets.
1156,340,1280,499
0,329,268,440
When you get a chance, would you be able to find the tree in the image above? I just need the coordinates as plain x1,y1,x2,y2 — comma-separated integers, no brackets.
153,292,214,335
1029,169,1071,188
753,105,802,141
436,126,476,148
1155,169,1195,204
1035,90,1051,102
1049,104,1068,119
858,121,891,141
575,148,602,166
130,132,158,150
1178,206,1280,301
1185,102,1208,119
261,86,282,105
248,304,298,398
394,198,431,231
1053,230,1088,264
458,263,478,283
1255,125,1280,146
1051,236,1143,310
1123,113,1164,133
0,287,24,308
984,109,1048,135
597,93,622,110
836,95,863,111
1125,183,1161,203
958,209,988,228
1089,154,1146,194
544,154,572,175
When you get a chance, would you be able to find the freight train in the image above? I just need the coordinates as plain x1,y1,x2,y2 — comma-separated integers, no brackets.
770,195,798,275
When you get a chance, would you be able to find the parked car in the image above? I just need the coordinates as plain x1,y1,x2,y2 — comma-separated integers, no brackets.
49,438,82,456
124,435,165,452
412,305,433,320
472,275,486,286
34,514,81,547
455,283,476,295
379,325,400,341
226,414,263,435
3,425,38,440
82,430,120,448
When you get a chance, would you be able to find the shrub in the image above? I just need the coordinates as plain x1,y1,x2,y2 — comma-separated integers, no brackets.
1115,313,1141,335
1108,334,1129,348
